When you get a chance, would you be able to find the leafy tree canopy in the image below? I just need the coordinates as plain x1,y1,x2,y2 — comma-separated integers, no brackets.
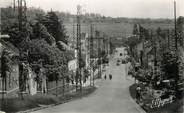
161,52,178,80
37,11,68,45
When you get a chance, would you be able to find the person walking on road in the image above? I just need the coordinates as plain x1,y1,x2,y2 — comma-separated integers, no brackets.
104,74,107,80
109,74,112,80
136,85,141,102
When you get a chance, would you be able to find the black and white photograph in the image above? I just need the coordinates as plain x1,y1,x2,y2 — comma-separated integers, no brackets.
0,0,184,113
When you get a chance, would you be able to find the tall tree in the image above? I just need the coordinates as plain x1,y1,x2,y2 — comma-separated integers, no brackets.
132,24,139,35
161,52,177,80
39,11,68,45
1,49,12,91
177,16,184,46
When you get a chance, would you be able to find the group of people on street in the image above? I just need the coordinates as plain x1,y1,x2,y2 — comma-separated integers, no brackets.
104,74,112,80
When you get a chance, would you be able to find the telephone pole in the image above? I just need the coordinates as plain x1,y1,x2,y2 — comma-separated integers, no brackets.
173,0,179,97
174,0,177,50
73,22,75,49
96,31,100,79
90,23,94,86
76,5,82,92
17,0,27,32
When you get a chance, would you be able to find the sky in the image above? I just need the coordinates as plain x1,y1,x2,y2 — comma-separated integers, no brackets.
0,0,184,18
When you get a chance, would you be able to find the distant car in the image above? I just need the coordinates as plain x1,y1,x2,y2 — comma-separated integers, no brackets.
116,62,120,66
122,59,126,64
117,59,121,63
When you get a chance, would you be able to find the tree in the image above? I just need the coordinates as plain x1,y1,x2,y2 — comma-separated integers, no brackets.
161,52,178,80
27,39,68,81
1,7,17,34
1,49,12,105
38,11,68,45
177,16,184,46
31,22,56,45
156,27,162,36
132,24,139,35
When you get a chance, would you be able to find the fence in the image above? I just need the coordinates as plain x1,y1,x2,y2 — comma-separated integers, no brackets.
46,80,76,96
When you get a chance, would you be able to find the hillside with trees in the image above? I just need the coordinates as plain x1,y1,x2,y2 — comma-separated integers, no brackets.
0,6,74,83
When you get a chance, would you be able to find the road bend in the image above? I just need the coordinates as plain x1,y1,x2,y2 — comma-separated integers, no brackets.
33,49,145,113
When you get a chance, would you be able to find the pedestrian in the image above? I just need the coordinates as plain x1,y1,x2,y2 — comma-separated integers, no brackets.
109,74,112,80
136,85,141,101
104,74,107,80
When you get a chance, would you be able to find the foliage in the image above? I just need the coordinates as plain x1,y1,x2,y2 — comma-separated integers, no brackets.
161,52,178,80
126,36,140,48
38,11,68,45
139,25,150,40
79,58,85,68
0,7,17,34
27,39,72,81
0,49,12,91
8,23,31,48
1,49,12,78
1,6,71,82
132,24,139,35
177,16,184,32
31,22,56,45
177,16,184,45
27,39,66,65
64,50,75,62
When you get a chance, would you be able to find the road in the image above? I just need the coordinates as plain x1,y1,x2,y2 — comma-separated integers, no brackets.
33,48,145,113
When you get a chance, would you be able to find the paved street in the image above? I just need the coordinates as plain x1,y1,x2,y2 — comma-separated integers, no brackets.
33,48,145,113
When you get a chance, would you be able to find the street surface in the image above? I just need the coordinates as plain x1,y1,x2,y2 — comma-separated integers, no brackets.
33,48,145,113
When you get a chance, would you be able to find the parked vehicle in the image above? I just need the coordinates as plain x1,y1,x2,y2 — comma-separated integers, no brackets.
122,59,126,64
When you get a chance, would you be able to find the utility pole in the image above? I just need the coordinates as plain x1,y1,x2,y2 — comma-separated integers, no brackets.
88,28,105,86
13,0,16,10
17,0,27,97
91,36,104,80
173,0,179,97
73,22,75,49
154,30,157,77
167,29,170,50
96,31,100,79
90,23,94,86
174,0,177,50
17,0,27,32
76,5,82,92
